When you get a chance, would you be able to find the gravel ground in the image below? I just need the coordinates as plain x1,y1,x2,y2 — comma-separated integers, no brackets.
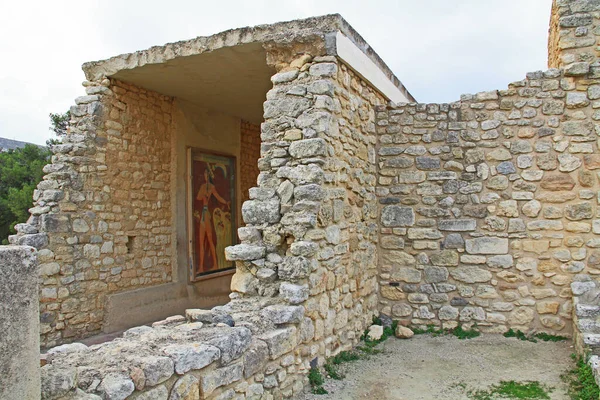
297,334,574,400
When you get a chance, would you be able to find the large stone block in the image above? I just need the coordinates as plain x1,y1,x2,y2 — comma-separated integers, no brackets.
259,327,297,360
162,344,220,374
262,305,304,325
289,138,327,159
242,200,281,224
438,219,476,231
449,267,493,283
225,244,266,261
381,205,415,227
465,237,508,255
199,363,243,397
277,256,311,280
0,246,39,400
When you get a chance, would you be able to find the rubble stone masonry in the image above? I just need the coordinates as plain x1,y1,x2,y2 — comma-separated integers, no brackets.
10,1,600,398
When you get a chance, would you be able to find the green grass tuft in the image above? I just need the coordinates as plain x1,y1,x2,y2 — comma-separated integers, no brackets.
504,329,569,343
468,380,552,400
411,324,480,340
308,366,327,394
533,332,569,342
452,325,480,340
330,350,361,365
324,362,344,380
561,354,600,400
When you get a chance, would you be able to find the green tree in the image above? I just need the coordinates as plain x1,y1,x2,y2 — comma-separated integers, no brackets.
0,111,67,243
0,144,50,244
49,110,70,137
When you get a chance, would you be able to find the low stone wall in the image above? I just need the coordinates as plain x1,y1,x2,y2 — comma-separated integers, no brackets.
41,303,305,400
0,246,40,400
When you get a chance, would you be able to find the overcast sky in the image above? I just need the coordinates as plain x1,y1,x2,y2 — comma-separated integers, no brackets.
1,0,551,145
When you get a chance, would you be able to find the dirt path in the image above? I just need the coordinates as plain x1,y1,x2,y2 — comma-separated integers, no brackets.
298,334,574,400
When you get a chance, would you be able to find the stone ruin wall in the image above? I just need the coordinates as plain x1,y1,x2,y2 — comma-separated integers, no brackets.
38,40,388,399
29,79,177,348
548,0,600,68
376,66,600,335
21,78,263,348
21,1,600,397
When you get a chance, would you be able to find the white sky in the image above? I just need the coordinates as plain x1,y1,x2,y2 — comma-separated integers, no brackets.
0,0,551,145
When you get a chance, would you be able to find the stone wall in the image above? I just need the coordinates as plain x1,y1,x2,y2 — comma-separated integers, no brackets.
376,65,600,335
571,275,600,386
240,121,261,206
39,40,391,399
548,0,600,68
11,78,176,348
0,246,40,400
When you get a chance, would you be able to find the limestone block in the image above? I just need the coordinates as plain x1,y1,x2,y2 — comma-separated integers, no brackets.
438,219,476,231
381,205,415,227
199,363,243,397
424,266,449,283
279,283,309,304
135,385,168,399
97,373,135,400
367,325,384,341
395,326,414,339
277,256,310,280
288,138,327,159
390,266,421,283
430,250,459,267
1,246,39,400
465,237,508,255
459,307,486,322
259,327,297,360
450,267,493,283
243,340,269,378
241,200,280,224
438,305,459,320
261,305,304,325
309,63,338,77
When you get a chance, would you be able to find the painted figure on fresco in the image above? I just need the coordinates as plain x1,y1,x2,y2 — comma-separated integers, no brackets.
191,152,236,278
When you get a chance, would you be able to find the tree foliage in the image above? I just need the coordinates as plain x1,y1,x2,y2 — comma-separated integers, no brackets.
0,144,50,244
0,111,66,243
49,110,70,137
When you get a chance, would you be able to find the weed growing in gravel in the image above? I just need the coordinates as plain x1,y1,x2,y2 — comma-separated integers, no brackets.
532,332,569,342
411,324,480,340
504,328,533,342
308,367,327,394
323,362,344,380
453,325,481,340
467,380,552,400
330,350,361,364
504,329,569,343
321,317,397,386
324,346,382,380
360,316,397,347
411,324,443,335
561,353,600,400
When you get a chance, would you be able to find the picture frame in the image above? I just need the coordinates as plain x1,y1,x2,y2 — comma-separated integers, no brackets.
187,148,237,281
